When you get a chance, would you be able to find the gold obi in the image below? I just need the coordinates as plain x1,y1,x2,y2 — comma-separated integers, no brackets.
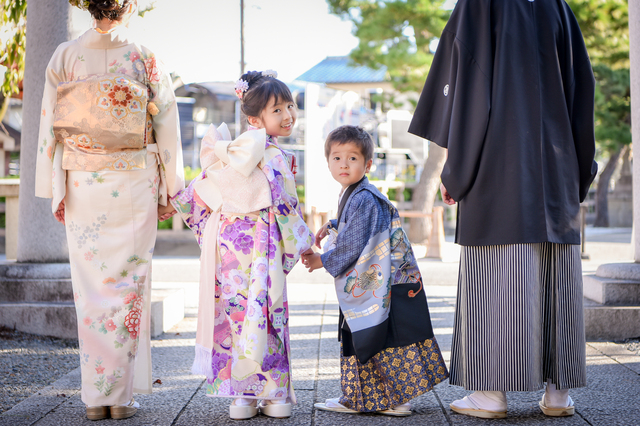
53,74,155,172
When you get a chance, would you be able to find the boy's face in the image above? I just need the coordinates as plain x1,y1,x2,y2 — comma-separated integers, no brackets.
327,141,372,190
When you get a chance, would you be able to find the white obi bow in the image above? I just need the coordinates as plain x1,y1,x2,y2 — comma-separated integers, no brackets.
194,123,272,214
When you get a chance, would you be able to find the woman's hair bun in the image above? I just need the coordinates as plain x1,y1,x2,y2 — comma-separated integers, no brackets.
70,0,132,21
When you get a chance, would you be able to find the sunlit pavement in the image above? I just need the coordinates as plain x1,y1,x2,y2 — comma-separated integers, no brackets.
2,227,639,425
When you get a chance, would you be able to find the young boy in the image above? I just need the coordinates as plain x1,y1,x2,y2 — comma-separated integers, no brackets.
302,125,448,416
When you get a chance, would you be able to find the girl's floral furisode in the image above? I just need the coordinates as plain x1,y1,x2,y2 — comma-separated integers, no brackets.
172,133,313,401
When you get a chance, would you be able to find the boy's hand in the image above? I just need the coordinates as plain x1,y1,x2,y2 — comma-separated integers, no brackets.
302,251,324,272
158,204,177,222
315,221,331,248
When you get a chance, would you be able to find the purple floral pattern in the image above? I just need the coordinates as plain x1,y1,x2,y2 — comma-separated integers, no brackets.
171,131,313,400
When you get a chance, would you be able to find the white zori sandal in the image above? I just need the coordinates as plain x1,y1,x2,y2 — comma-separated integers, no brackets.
377,402,412,416
539,381,575,417
314,397,360,414
450,391,507,419
257,399,292,418
110,398,140,420
229,398,258,420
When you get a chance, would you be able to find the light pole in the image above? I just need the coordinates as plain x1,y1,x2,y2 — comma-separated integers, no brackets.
240,0,245,76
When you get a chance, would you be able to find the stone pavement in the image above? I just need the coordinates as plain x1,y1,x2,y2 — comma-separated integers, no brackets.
2,228,640,425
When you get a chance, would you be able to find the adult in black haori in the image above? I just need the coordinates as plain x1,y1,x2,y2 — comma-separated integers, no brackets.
409,0,597,420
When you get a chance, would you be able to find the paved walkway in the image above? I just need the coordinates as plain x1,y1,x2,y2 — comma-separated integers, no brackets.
2,228,639,425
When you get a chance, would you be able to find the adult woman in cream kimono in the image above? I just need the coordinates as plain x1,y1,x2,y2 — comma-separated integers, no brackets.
34,0,184,420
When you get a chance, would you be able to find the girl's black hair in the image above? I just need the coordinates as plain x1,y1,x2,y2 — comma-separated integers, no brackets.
239,71,294,118
87,0,133,21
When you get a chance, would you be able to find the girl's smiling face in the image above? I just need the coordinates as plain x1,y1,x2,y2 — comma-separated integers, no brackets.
248,95,297,137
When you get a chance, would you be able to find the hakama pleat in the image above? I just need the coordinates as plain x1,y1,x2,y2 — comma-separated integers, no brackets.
450,243,587,391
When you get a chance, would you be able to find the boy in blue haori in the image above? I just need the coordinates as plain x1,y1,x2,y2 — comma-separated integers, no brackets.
303,125,448,416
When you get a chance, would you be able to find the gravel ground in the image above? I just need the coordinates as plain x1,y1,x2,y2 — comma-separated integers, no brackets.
0,326,79,414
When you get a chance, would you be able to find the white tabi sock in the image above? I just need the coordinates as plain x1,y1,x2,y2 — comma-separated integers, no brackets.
466,391,507,411
545,380,571,408
233,398,255,406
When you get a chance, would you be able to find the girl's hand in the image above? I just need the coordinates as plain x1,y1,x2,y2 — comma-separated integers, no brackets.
158,204,177,222
53,198,66,225
302,251,323,272
315,221,331,249
440,182,456,205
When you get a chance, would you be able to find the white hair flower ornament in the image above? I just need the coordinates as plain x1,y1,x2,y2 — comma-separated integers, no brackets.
262,70,278,78
234,79,250,99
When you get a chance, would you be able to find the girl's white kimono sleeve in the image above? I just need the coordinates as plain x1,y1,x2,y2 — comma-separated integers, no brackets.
34,45,67,213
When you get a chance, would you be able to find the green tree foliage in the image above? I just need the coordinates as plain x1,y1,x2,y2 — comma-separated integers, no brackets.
593,65,631,150
568,0,630,151
327,0,451,97
0,0,27,98
568,0,629,68
567,0,629,226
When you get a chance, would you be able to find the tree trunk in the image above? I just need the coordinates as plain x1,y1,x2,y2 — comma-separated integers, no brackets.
594,146,625,227
0,94,8,123
408,143,446,243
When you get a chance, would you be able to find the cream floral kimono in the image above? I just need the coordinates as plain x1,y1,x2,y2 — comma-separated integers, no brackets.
34,27,184,407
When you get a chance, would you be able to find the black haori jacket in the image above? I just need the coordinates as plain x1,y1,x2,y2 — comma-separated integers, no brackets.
409,0,598,247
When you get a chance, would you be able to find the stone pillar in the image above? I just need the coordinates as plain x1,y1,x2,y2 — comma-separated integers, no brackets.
0,2,75,338
631,0,640,261
17,1,72,262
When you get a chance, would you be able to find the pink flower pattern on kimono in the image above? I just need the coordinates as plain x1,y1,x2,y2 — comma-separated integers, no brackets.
144,56,161,84
105,319,117,332
33,35,179,406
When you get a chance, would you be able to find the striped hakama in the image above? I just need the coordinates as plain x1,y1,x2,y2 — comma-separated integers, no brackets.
450,243,586,392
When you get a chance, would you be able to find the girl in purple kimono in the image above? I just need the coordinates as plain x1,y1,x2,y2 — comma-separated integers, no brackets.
171,70,313,420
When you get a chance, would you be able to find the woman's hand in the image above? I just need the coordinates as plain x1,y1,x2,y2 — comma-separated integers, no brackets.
53,198,66,225
315,221,331,249
158,204,177,222
440,182,456,205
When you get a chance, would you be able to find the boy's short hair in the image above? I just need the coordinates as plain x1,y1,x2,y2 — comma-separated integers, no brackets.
324,125,374,162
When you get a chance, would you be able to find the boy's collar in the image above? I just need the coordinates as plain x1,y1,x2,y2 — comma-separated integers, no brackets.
346,175,368,193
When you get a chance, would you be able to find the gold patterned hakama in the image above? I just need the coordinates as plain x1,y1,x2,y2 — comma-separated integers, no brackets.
338,338,448,412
